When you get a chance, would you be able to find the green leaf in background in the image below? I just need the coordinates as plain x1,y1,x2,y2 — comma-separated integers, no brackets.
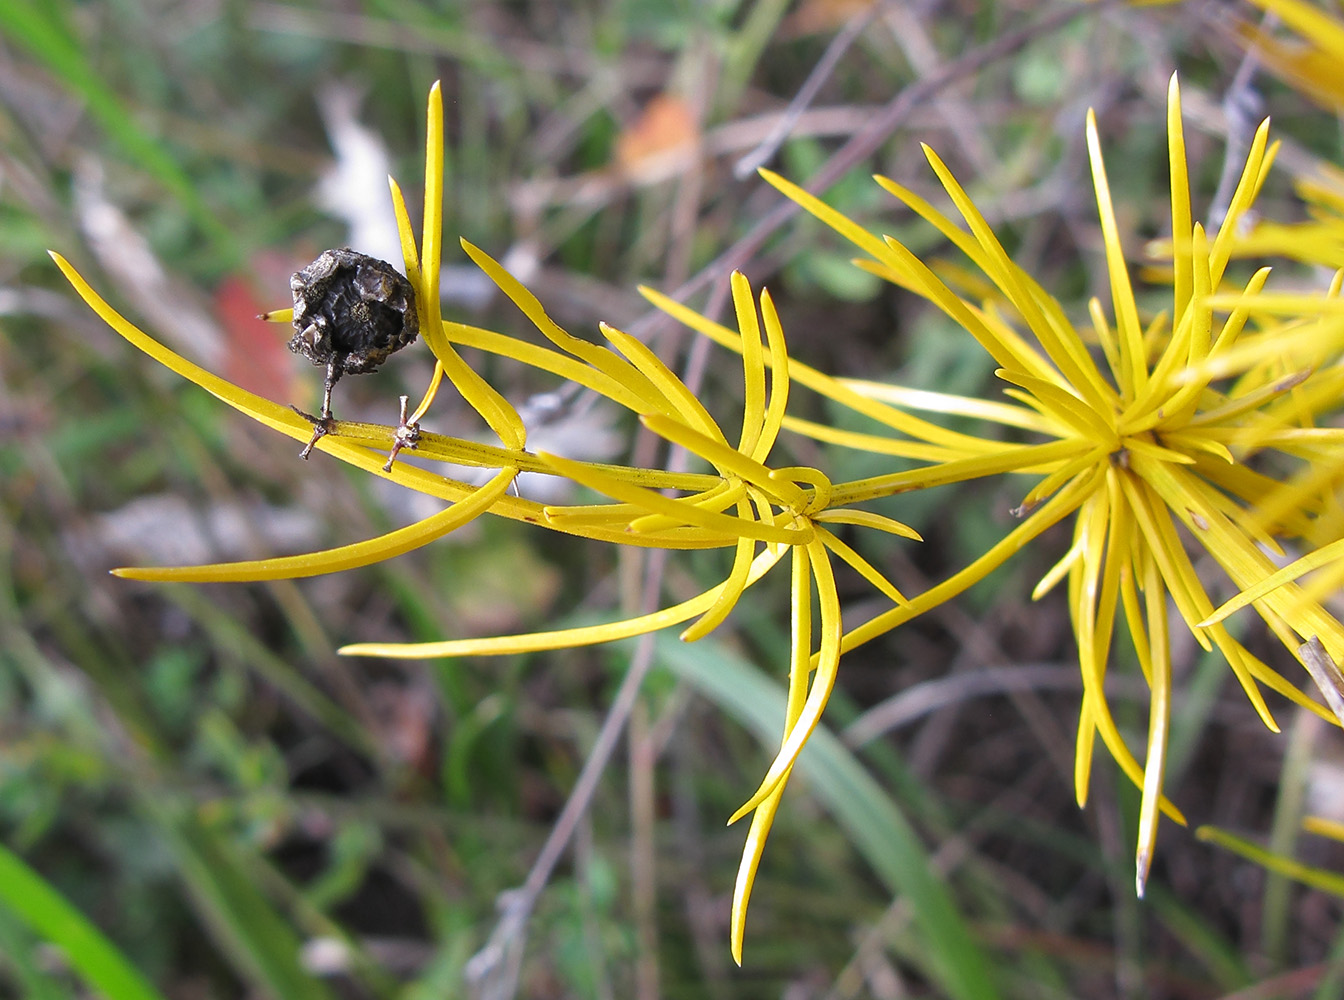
0,0,240,264
146,805,340,1000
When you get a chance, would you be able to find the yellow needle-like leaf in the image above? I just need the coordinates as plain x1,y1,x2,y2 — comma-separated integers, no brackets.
1204,537,1344,627
729,540,842,822
680,496,762,643
116,466,517,582
1136,552,1172,897
412,85,525,449
753,288,791,463
541,450,809,546
640,413,808,510
812,508,921,541
342,545,787,658
731,271,767,458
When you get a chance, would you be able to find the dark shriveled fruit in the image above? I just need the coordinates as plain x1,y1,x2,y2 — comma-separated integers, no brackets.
287,248,419,458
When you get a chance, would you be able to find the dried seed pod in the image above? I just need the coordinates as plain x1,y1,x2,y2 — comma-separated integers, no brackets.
288,248,419,457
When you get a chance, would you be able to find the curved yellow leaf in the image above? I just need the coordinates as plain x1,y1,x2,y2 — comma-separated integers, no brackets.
116,466,516,582
341,545,787,658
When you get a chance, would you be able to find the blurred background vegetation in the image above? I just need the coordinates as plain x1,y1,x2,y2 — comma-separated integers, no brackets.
3,0,1344,997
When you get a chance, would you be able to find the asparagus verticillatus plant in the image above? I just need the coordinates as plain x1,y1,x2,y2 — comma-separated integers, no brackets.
53,72,1344,959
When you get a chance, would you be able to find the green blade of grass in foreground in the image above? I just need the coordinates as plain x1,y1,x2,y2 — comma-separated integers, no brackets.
650,634,1001,1000
0,840,170,1000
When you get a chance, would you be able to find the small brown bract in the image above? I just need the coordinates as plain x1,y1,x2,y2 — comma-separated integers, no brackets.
288,248,419,457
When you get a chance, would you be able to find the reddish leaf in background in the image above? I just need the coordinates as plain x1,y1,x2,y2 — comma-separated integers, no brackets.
614,94,700,184
214,257,296,403
789,0,876,33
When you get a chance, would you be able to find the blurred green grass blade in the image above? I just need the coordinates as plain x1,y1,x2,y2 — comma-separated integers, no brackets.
167,588,379,758
399,906,476,1000
0,0,239,261
1197,826,1344,897
147,806,338,1000
0,840,169,1000
1142,885,1251,992
650,634,1001,1000
720,0,791,113
1263,714,1318,965
1314,921,1344,1000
